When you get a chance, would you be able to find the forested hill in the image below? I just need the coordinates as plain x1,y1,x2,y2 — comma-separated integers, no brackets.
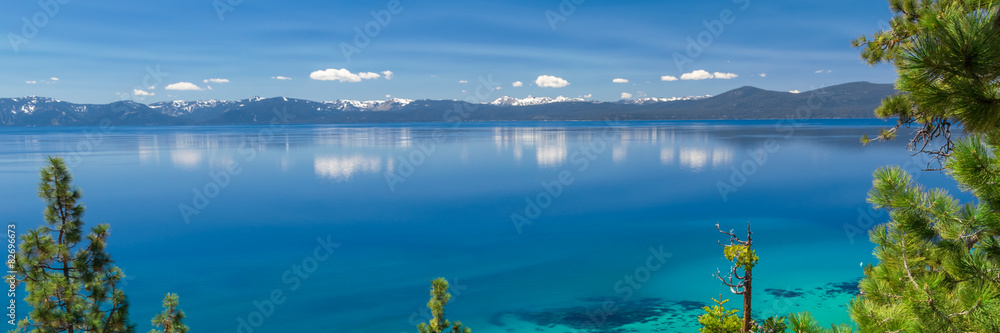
0,81,895,126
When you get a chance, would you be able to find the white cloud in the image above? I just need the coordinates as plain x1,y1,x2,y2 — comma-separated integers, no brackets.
133,89,155,96
512,81,524,87
358,72,381,80
535,75,570,88
713,72,738,79
582,94,592,98
203,78,229,84
310,68,383,82
165,82,204,91
26,81,37,84
815,69,832,74
613,78,629,83
677,70,738,80
386,94,392,98
272,76,292,80
759,73,767,78
50,77,59,81
148,85,156,90
458,80,468,84
789,90,801,94
381,70,394,80
661,76,678,81
621,92,633,99
681,70,714,80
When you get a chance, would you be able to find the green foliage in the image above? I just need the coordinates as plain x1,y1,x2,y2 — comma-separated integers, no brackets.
826,323,854,333
852,0,999,66
13,156,135,333
853,0,1000,156
149,293,188,333
723,244,758,271
851,163,1000,332
852,2,1000,330
787,312,821,333
416,278,470,333
713,223,757,332
697,297,742,333
755,316,788,333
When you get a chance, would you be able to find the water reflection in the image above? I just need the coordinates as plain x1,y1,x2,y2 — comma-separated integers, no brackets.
314,155,383,181
138,136,160,164
313,127,413,148
170,150,202,169
0,123,839,173
712,147,734,168
660,147,674,165
679,148,708,170
493,128,569,167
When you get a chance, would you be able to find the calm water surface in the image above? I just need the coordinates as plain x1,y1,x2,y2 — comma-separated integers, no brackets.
0,120,965,332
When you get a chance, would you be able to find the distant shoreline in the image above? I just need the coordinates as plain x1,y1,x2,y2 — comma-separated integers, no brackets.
0,118,898,130
0,82,895,127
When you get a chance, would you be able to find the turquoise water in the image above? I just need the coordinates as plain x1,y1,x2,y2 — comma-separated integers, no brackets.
0,120,965,332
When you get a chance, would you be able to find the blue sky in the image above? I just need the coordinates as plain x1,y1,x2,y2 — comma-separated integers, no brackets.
0,0,897,104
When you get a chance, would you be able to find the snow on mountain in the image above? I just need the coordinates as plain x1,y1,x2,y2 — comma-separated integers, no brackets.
1,93,705,119
490,95,586,106
622,95,713,105
2,97,62,115
149,99,232,117
323,98,413,111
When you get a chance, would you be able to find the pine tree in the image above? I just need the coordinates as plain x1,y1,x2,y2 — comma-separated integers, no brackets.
854,0,1000,162
713,222,758,332
850,2,1000,332
13,156,135,333
703,225,852,333
416,278,470,333
697,297,742,333
149,293,188,333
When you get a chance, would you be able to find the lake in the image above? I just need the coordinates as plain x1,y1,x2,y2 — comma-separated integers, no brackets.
0,120,965,332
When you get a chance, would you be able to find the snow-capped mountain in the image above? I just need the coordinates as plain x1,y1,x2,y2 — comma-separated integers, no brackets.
0,82,898,126
323,98,414,111
490,96,586,106
622,95,713,105
3,97,64,115
149,99,234,117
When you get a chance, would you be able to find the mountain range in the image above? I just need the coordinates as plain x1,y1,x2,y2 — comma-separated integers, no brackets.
0,82,895,126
